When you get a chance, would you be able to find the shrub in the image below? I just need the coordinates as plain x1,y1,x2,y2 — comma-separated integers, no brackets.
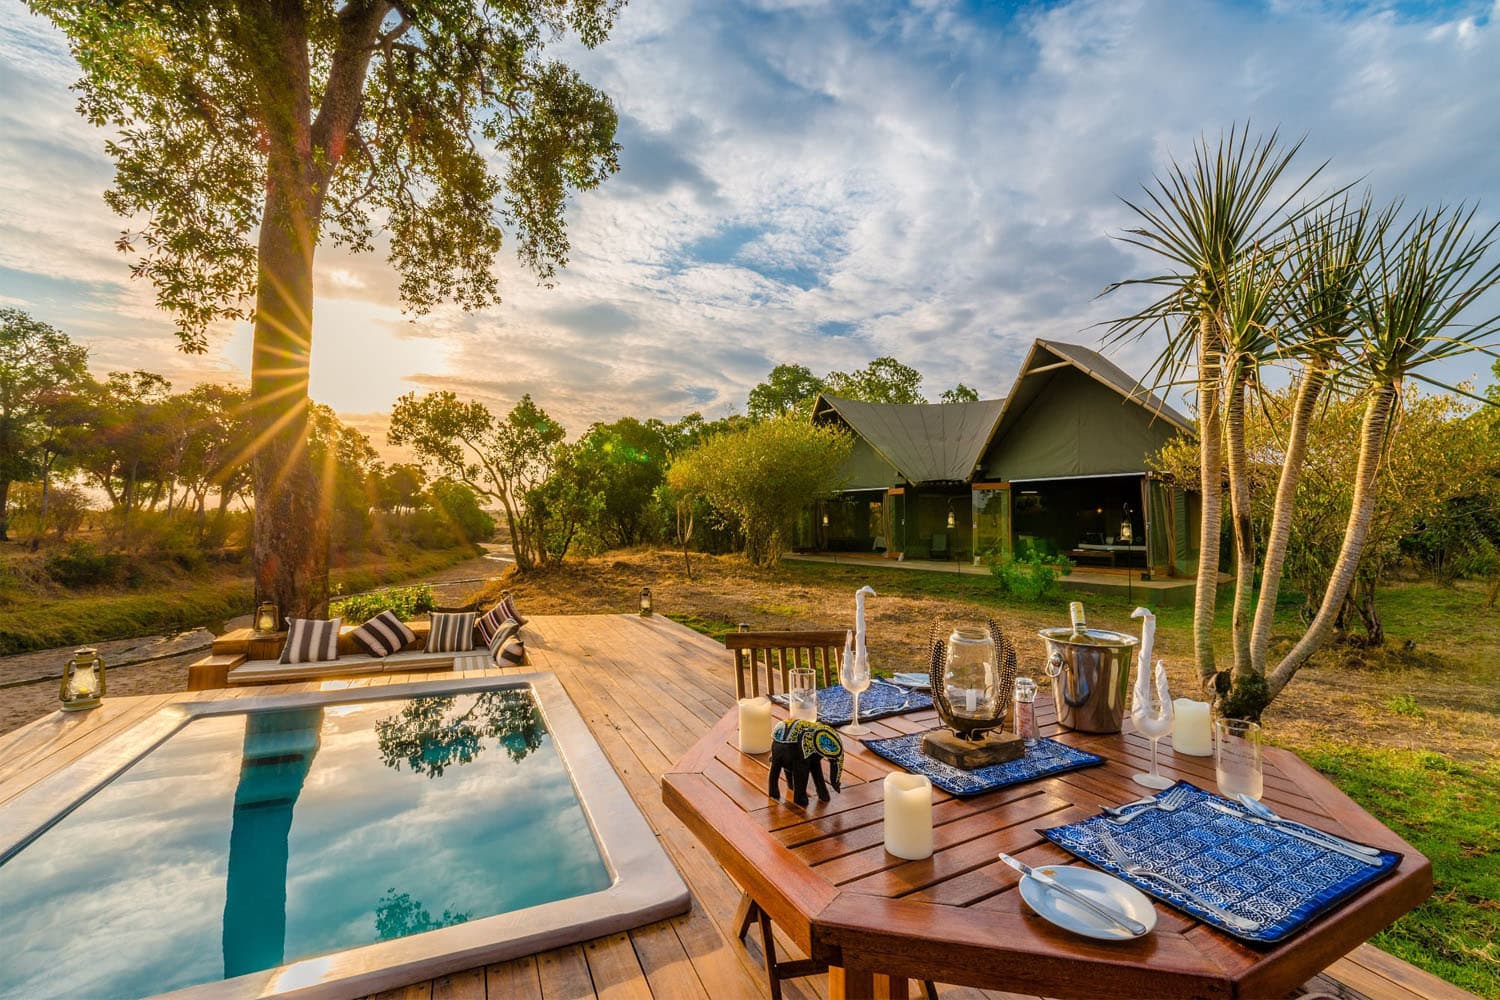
331,583,436,623
45,542,131,587
986,551,1071,603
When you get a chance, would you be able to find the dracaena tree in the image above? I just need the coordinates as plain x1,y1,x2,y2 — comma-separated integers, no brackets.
31,0,622,616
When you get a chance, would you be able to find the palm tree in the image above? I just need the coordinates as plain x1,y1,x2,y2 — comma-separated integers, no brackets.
1267,205,1500,698
1106,125,1327,693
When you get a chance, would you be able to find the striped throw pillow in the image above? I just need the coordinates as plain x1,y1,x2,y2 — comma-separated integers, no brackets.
498,592,527,627
484,619,519,661
279,617,342,664
426,611,477,653
350,610,416,658
494,634,526,666
475,603,518,646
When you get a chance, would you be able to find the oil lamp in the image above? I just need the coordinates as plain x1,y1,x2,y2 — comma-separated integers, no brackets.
1120,504,1134,544
253,600,281,634
59,647,105,712
639,587,653,617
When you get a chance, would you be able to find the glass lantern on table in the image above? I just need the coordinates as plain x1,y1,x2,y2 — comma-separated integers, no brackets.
60,647,105,712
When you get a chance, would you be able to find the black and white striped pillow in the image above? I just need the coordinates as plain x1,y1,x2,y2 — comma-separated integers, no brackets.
426,611,477,653
498,592,527,627
350,610,417,658
279,617,342,664
494,634,525,666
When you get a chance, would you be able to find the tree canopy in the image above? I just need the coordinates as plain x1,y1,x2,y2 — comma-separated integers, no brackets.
0,310,89,540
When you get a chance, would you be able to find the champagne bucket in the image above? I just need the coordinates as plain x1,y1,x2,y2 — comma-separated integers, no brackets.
1038,627,1138,733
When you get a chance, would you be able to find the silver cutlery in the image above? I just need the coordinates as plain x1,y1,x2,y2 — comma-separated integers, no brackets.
1102,783,1191,824
872,677,914,710
1093,826,1262,933
1205,801,1380,866
1236,794,1382,858
998,852,1148,936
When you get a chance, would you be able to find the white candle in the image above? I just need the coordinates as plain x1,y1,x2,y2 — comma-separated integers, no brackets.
1172,699,1213,756
883,773,934,860
738,697,774,754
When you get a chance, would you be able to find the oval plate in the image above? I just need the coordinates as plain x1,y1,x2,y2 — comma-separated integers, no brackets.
891,672,932,690
1018,865,1157,941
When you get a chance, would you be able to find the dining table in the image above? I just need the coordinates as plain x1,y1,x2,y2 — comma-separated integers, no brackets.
661,686,1432,999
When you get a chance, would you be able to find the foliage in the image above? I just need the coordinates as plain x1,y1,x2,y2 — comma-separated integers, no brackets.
375,464,427,515
44,541,130,588
425,480,495,545
747,363,824,419
389,391,565,570
374,890,469,942
823,356,926,404
568,417,670,546
331,584,435,623
940,383,980,403
984,550,1071,603
667,416,851,566
374,690,545,779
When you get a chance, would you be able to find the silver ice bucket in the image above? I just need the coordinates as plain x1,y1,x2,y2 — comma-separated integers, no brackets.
1038,627,1138,734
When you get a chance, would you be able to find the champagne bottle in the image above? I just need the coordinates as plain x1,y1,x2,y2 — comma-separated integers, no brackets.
1068,601,1087,640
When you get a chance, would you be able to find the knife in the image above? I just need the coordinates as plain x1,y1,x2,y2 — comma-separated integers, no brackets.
1204,801,1380,866
998,853,1148,936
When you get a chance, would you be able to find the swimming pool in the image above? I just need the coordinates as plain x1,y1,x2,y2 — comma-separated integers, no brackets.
0,675,688,999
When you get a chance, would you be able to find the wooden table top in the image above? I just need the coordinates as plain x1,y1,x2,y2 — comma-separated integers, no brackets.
662,692,1432,1000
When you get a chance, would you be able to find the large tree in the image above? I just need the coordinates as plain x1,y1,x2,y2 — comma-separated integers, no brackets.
33,1,622,616
0,310,89,541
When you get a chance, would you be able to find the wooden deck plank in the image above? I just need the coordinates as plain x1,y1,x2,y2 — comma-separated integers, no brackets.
0,614,1472,1000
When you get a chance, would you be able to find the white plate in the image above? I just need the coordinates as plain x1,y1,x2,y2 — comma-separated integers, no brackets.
1018,865,1157,941
891,672,932,690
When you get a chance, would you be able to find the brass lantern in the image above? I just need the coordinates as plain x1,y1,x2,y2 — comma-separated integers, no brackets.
253,600,281,634
927,619,1017,741
60,647,105,712
1120,503,1134,544
639,587,653,617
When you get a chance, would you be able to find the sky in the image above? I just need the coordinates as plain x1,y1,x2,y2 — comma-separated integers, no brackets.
2,0,1498,452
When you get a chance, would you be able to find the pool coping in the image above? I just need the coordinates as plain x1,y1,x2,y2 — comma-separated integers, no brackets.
0,673,691,1000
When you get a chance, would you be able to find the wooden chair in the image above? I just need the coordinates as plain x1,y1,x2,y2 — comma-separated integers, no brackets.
725,629,847,699
724,628,938,1000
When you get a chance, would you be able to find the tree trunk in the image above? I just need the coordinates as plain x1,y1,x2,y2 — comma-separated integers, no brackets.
0,477,9,542
1249,361,1327,675
1223,361,1255,679
1193,316,1225,691
1268,381,1397,697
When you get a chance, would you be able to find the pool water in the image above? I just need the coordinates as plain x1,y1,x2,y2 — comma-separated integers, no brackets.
0,690,611,999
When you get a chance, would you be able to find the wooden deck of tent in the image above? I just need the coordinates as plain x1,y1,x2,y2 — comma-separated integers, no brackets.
0,615,1475,1000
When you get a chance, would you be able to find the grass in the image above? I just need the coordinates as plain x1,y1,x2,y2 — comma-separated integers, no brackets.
0,543,477,655
498,547,1499,995
1298,743,1499,997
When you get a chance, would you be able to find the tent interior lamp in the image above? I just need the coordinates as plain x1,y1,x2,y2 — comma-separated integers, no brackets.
1121,504,1134,544
60,647,105,712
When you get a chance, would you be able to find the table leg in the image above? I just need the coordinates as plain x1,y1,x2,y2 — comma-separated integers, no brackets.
828,966,911,999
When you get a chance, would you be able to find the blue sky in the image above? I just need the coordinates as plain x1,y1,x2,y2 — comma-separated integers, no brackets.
1,0,1498,444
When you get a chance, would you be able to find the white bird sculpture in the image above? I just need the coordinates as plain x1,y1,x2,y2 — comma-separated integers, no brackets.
1129,606,1175,789
853,585,876,675
840,586,877,735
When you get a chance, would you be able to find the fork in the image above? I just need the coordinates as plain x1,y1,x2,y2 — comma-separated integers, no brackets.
1093,826,1261,933
1102,783,1191,824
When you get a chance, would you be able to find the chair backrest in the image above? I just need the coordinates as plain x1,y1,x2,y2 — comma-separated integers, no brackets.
724,629,847,699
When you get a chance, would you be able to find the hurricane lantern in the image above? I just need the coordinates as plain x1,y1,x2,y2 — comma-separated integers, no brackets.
923,620,1022,767
946,509,956,529
59,647,105,712
1120,505,1134,544
639,587,653,617
254,600,281,634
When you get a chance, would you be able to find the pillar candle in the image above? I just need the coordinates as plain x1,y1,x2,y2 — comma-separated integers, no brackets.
883,773,934,860
738,697,774,754
1172,699,1213,756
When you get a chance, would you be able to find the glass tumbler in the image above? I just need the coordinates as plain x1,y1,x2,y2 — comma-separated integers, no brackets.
788,667,819,721
1013,676,1040,741
1215,718,1264,801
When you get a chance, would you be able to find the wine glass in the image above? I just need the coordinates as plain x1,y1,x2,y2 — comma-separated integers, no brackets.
1130,660,1175,790
839,646,872,735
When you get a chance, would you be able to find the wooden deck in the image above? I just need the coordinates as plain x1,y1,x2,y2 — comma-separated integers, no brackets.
0,614,1475,1000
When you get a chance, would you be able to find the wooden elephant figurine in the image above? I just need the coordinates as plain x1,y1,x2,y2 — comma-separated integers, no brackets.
768,719,844,807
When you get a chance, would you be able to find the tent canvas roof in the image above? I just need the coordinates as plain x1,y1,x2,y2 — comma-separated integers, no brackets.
812,394,1005,484
1032,340,1191,431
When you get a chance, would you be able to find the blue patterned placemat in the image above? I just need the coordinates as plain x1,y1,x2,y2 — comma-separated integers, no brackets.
862,732,1104,796
771,682,932,727
1041,781,1402,943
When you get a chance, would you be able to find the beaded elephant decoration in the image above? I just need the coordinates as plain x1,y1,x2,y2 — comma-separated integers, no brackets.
768,719,844,808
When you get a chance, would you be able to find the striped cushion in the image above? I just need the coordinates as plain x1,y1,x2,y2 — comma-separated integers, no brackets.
485,619,519,661
498,592,527,627
279,617,342,664
476,603,518,646
349,610,416,658
425,611,477,653
494,634,526,666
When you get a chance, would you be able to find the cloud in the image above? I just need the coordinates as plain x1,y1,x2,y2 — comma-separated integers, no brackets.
2,0,1497,450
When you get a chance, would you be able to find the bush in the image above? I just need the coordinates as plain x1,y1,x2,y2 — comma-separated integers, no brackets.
331,584,436,623
428,481,495,543
986,550,1071,603
44,542,131,587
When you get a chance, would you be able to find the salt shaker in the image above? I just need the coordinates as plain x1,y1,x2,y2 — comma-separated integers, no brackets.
1013,676,1039,741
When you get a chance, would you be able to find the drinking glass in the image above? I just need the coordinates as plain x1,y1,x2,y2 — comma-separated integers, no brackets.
1215,718,1264,800
839,647,872,736
788,667,819,722
1013,676,1040,742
